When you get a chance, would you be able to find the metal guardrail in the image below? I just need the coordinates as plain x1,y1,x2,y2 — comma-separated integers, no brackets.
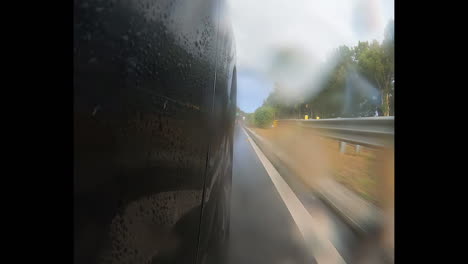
278,117,394,148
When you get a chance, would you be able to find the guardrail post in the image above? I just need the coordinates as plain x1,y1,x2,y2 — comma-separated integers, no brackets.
355,144,361,154
339,141,346,154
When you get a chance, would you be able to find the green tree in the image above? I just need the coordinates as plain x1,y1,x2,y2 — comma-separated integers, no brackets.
308,45,353,118
254,106,275,128
383,20,394,115
262,83,298,119
260,19,394,118
356,20,394,116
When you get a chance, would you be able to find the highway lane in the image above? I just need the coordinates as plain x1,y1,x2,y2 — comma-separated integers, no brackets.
226,123,316,264
225,123,384,264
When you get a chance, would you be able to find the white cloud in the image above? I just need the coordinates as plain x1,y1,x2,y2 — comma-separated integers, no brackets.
228,0,394,72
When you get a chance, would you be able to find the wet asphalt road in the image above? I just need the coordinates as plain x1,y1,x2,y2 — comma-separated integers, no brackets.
225,124,381,264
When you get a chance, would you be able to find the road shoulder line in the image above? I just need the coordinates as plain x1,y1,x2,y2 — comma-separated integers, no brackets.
242,127,346,264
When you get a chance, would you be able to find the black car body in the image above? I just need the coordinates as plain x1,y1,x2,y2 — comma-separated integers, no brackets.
74,0,236,263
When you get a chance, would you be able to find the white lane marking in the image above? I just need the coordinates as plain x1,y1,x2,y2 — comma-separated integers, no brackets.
242,127,346,264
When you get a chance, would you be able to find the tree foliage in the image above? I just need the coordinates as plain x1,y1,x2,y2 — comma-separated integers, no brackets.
254,106,275,128
259,20,394,118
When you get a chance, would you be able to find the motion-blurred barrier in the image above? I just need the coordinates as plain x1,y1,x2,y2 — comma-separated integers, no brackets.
263,117,394,262
278,117,394,148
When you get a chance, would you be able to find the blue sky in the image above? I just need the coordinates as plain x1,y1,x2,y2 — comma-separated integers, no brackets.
237,70,274,113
